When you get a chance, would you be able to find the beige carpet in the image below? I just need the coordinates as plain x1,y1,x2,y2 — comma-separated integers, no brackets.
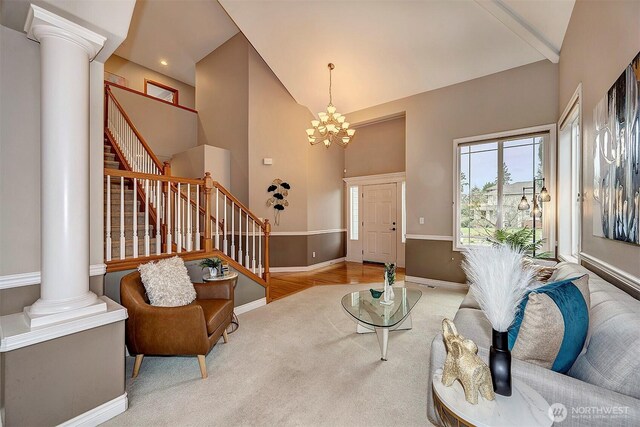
105,282,465,426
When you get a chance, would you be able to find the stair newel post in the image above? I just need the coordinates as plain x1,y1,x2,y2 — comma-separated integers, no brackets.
104,85,109,129
162,161,171,252
203,173,214,252
264,218,271,301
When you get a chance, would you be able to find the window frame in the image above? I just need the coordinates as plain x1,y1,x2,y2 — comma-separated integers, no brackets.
349,185,359,241
452,124,557,253
144,79,179,105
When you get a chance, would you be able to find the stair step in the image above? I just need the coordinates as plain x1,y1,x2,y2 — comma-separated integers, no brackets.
104,153,116,161
105,160,120,169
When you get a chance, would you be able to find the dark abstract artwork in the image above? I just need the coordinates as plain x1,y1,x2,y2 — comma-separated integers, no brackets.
593,52,640,245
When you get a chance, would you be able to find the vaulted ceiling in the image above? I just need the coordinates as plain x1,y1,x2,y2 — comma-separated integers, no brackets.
114,0,239,85
111,0,575,115
220,0,575,115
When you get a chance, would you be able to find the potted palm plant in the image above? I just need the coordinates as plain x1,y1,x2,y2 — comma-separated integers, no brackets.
199,257,222,278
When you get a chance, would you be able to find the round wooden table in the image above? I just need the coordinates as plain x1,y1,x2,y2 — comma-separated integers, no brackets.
203,272,239,333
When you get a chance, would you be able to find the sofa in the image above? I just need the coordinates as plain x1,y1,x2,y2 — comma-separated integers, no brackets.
427,262,640,426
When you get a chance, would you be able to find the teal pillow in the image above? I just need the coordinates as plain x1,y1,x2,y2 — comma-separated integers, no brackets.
508,275,590,373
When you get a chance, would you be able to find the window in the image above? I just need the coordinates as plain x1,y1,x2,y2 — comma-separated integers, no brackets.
349,186,359,240
454,127,555,255
401,181,406,243
144,79,179,105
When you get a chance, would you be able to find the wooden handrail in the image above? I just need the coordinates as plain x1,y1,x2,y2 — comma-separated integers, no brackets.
105,81,198,114
213,181,265,229
104,168,205,186
105,85,164,171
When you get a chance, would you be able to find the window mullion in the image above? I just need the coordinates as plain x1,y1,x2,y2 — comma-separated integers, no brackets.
496,141,504,230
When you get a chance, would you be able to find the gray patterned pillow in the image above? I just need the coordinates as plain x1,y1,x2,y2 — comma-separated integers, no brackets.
138,256,196,307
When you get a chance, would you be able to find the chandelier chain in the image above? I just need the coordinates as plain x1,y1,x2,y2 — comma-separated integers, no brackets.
329,65,332,105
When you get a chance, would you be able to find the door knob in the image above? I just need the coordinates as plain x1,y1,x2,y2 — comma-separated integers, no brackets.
390,227,396,231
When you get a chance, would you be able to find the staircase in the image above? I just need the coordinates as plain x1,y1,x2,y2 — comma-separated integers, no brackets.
103,83,271,298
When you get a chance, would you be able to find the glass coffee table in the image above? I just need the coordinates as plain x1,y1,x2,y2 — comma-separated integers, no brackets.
341,287,422,361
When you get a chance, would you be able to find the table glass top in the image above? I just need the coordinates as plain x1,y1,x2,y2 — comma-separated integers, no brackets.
341,287,422,328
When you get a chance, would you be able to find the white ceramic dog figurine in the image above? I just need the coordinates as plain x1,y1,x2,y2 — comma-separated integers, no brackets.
441,318,495,404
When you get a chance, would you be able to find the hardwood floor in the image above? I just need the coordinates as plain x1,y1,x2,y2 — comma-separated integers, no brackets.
269,262,405,301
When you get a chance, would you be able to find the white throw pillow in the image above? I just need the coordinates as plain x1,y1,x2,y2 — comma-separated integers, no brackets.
138,256,196,307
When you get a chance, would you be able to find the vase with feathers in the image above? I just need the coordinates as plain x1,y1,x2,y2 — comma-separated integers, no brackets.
461,245,534,396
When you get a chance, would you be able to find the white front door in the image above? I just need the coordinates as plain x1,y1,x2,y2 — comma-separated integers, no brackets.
362,183,397,263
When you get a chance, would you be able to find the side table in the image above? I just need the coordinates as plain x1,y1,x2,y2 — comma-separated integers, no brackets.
432,368,552,427
203,272,239,333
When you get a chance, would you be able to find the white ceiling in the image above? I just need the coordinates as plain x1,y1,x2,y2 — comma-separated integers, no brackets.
114,0,239,86
219,0,575,116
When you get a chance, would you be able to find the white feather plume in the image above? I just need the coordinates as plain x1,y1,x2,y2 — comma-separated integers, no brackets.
461,245,534,332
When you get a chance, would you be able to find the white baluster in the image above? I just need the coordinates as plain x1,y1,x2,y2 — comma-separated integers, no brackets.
106,175,112,262
120,176,125,260
223,194,228,254
166,185,172,254
156,180,161,255
195,185,201,250
215,188,219,248
252,220,256,273
186,184,192,251
144,179,150,256
245,214,250,268
231,202,235,260
258,223,262,276
132,177,138,258
176,183,182,253
238,210,243,263
182,197,186,250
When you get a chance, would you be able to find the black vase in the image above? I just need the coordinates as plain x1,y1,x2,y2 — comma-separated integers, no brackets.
490,329,512,396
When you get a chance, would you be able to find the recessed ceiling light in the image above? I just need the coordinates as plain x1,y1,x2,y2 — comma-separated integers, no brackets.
160,60,168,66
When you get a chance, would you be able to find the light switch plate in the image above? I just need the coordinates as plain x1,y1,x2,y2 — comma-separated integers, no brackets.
419,217,425,225
263,158,273,165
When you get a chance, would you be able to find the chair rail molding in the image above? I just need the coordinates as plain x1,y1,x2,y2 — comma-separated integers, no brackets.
405,234,454,241
269,229,346,236
0,264,107,290
580,252,640,289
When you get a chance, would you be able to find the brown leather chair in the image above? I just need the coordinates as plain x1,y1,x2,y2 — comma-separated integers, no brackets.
120,271,235,379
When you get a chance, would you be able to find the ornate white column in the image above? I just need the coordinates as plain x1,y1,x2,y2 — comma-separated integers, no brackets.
23,5,107,326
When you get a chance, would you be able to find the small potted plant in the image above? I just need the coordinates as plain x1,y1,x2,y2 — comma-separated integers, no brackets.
199,257,222,278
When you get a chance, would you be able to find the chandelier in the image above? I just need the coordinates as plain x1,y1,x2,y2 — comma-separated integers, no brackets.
306,63,355,148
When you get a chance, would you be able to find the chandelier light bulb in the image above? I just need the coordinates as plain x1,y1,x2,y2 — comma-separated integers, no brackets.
306,63,355,148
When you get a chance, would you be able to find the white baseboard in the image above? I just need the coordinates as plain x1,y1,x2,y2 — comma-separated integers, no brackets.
59,392,127,427
270,257,346,273
235,297,267,315
0,264,107,290
405,275,468,290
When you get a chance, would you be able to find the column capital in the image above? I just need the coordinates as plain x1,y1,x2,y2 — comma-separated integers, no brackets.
24,4,106,60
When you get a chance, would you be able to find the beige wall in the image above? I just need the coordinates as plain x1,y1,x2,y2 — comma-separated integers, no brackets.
105,54,195,109
346,117,406,178
248,48,310,231
0,26,41,276
196,34,250,204
559,0,640,281
196,34,344,259
1,322,125,426
110,85,198,162
347,60,558,282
